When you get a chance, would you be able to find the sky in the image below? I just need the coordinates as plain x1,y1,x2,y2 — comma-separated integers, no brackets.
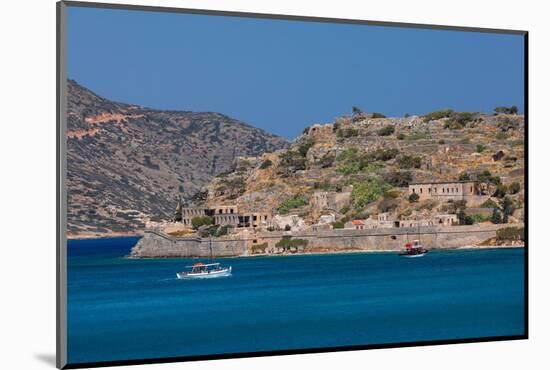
67,6,525,139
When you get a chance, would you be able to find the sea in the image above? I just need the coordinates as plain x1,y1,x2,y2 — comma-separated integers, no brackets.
67,237,525,365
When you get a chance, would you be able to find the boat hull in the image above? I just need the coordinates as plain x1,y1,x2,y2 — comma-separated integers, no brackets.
176,267,232,280
399,252,426,258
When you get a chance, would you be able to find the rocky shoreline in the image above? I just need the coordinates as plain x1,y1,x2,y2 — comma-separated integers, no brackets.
129,223,524,258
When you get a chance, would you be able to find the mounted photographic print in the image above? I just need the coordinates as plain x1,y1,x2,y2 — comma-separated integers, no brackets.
57,1,528,368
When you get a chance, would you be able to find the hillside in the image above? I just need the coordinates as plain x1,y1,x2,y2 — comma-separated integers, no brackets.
66,80,289,237
202,110,525,226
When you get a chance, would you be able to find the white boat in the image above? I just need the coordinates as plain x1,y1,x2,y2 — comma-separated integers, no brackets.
176,262,232,279
399,240,428,258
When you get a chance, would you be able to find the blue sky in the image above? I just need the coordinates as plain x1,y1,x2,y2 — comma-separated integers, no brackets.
67,6,524,139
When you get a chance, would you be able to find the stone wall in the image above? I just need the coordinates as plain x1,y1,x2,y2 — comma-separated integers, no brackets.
130,224,522,258
130,230,247,258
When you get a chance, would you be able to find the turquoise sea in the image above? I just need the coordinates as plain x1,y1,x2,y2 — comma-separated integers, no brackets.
67,237,525,365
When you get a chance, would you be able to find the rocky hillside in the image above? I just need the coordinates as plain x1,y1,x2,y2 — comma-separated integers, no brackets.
67,80,289,237
203,110,525,225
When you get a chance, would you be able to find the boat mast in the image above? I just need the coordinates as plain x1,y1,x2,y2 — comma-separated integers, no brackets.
209,237,213,263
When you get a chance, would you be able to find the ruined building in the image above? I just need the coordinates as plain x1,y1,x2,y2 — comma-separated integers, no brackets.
179,205,271,229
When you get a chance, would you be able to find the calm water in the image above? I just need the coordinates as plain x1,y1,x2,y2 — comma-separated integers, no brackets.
67,237,525,364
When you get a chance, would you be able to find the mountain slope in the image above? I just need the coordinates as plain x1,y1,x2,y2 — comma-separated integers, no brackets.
203,111,525,225
66,80,289,237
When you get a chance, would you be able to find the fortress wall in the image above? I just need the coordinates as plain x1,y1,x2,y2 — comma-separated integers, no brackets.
130,230,247,258
130,224,522,258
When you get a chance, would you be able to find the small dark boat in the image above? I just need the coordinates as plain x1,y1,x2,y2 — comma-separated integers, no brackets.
399,240,428,258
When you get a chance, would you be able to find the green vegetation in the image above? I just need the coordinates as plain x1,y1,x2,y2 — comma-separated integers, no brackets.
335,147,385,175
476,144,486,153
496,227,524,242
408,193,419,203
337,128,359,138
297,138,314,157
458,172,471,181
332,221,345,229
477,170,502,185
352,106,363,115
372,148,399,161
371,112,386,118
191,216,214,230
444,112,477,129
275,237,308,252
491,208,502,224
251,242,268,254
377,126,395,136
494,106,518,115
471,214,491,223
337,147,359,162
279,150,307,172
384,171,413,187
460,138,470,144
423,109,454,122
500,196,514,223
277,195,308,214
509,182,521,194
457,210,474,225
422,109,478,129
259,159,273,169
351,177,391,211
490,196,515,224
480,198,499,209
493,184,508,198
397,133,406,140
397,155,422,169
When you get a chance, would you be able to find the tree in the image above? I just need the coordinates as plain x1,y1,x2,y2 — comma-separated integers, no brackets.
260,159,273,169
500,196,514,223
493,184,508,198
508,182,521,194
173,196,183,222
191,216,214,230
371,112,386,118
377,126,395,136
458,210,474,225
397,155,422,169
352,106,363,115
458,172,471,181
491,208,502,224
408,193,419,203
494,106,519,115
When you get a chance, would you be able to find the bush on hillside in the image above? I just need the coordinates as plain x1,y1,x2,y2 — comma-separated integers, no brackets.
377,126,395,136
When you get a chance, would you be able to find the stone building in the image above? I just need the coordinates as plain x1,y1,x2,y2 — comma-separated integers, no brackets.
311,186,353,211
398,214,458,228
180,205,271,229
408,181,479,202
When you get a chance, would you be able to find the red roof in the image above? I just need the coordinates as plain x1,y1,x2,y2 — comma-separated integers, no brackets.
351,220,365,225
